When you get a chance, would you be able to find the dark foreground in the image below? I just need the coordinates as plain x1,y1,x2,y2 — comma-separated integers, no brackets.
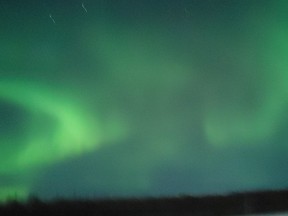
1,189,288,216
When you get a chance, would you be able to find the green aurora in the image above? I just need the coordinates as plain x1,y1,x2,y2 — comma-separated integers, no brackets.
0,80,99,172
0,0,288,201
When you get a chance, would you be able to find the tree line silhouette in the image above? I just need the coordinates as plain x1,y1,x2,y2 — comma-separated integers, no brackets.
1,189,288,215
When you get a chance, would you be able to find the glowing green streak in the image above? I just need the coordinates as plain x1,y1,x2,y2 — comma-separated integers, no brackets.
204,100,283,146
204,8,288,146
0,186,28,202
0,80,99,172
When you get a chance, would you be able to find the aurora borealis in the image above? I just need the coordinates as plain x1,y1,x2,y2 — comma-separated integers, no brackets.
1,0,288,201
0,80,100,172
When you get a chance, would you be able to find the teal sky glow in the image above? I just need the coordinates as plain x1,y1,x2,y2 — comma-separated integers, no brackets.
0,0,288,201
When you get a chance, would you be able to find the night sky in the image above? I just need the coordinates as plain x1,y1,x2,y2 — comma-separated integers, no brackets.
1,0,288,201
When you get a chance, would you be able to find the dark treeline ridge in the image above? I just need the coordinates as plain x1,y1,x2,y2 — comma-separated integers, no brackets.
1,189,288,216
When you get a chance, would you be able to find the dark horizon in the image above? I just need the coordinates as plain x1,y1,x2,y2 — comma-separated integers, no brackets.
2,189,288,215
